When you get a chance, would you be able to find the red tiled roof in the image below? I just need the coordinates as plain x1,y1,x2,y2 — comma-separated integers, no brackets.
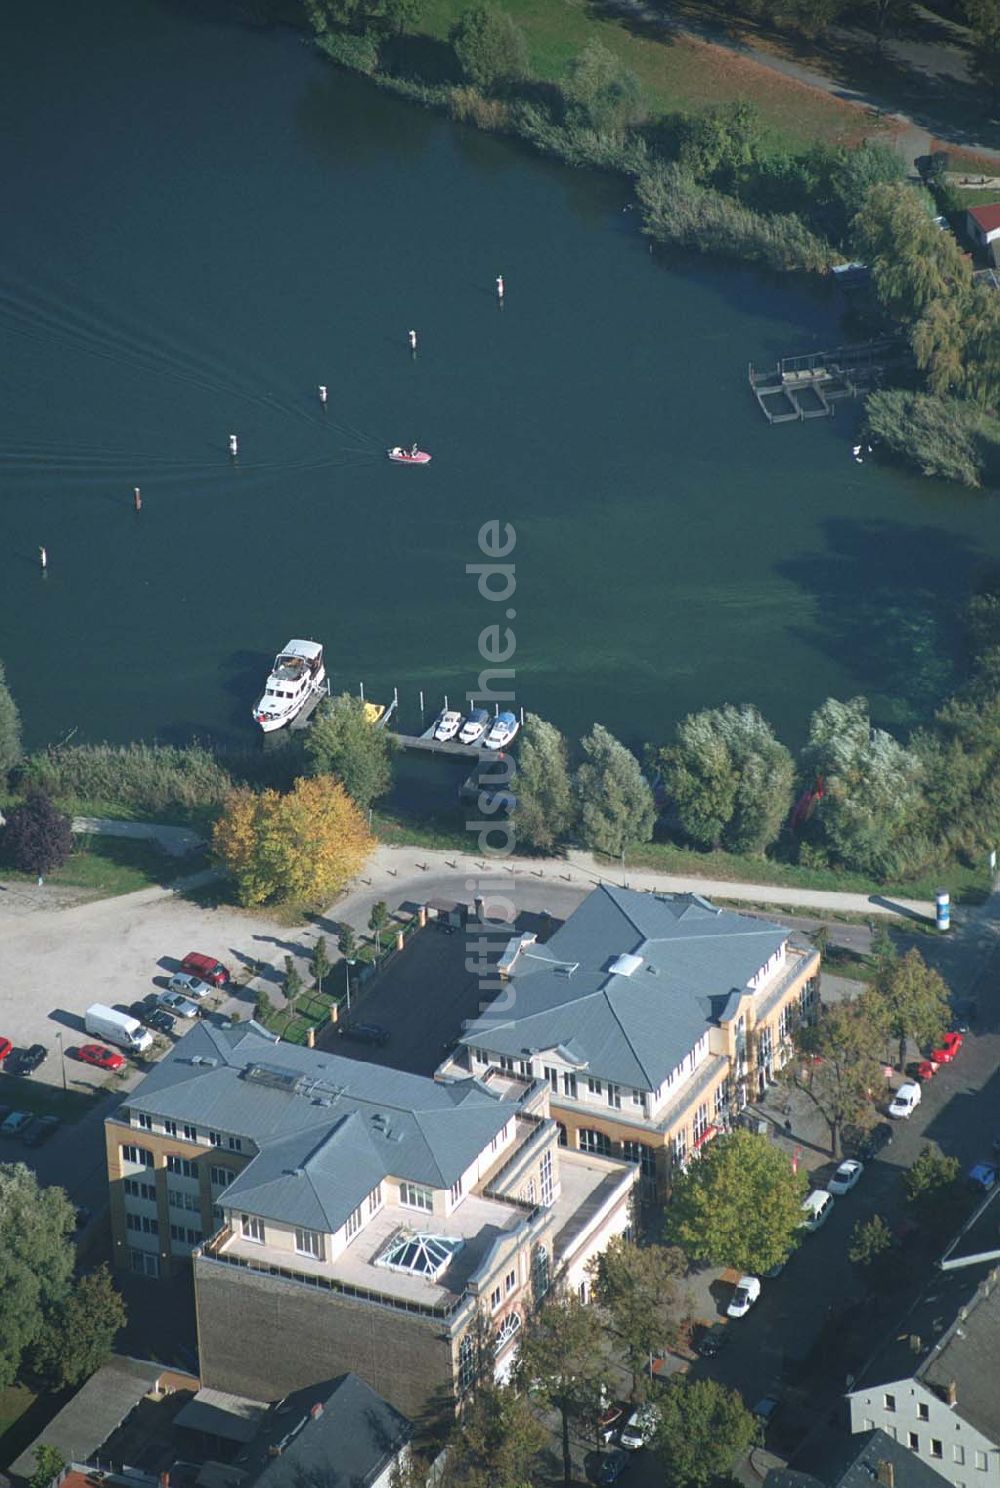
969,203,1000,234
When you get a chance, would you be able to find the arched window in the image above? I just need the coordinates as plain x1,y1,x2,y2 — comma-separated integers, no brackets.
579,1128,612,1157
494,1310,522,1354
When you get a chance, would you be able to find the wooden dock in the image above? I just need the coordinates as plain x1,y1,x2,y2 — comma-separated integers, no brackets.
390,732,501,761
748,338,905,425
288,685,330,731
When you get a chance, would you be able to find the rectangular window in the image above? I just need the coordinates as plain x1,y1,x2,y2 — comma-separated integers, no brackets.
632,1089,645,1107
908,1434,919,1451
450,1177,463,1205
400,1181,433,1212
562,1072,578,1099
673,1129,688,1164
490,1285,502,1311
183,1124,197,1142
184,1192,199,1212
208,1130,222,1146
884,1394,896,1412
137,1112,152,1130
588,1077,602,1096
368,1184,383,1215
164,1119,177,1137
295,1227,324,1259
975,1453,987,1471
240,1213,264,1243
166,1154,197,1178
345,1206,363,1239
522,1178,537,1205
168,1189,184,1210
228,1136,242,1152
124,1178,156,1201
954,1449,966,1467
714,1082,728,1117
211,1166,235,1188
121,1143,153,1167
544,1066,558,1093
917,1404,929,1422
693,1103,709,1143
498,1055,515,1075
931,1442,943,1460
607,1084,622,1110
505,1268,516,1294
186,1227,202,1245
540,1150,553,1207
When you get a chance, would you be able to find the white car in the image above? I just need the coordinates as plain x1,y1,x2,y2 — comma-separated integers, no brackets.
620,1405,659,1450
889,1081,922,1118
800,1190,834,1232
827,1158,864,1195
167,973,212,1000
157,990,200,1020
433,710,462,742
726,1275,761,1318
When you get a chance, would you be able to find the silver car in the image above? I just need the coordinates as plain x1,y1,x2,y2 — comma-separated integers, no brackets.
167,973,212,1000
157,990,199,1019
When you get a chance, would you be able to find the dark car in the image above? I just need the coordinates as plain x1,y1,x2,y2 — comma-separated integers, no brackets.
696,1322,730,1358
8,1043,48,1077
597,1450,629,1486
856,1122,894,1161
130,1001,175,1035
339,1021,390,1046
22,1114,61,1147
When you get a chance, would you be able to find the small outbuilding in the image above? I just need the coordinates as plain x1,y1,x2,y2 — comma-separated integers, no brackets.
966,204,1000,264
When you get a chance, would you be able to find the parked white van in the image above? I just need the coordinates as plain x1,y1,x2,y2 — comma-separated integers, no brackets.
800,1190,834,1232
84,1004,153,1054
889,1081,922,1119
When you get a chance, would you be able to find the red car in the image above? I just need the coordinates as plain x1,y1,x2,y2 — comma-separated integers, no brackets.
0,1037,12,1065
915,1059,939,1081
75,1043,126,1071
932,1032,963,1064
180,951,230,988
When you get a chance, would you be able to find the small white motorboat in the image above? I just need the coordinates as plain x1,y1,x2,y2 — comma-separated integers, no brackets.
458,707,490,745
433,710,463,742
388,445,432,465
483,711,519,750
252,639,327,733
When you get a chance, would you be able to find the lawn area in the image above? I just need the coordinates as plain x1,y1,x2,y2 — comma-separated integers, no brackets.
623,839,990,904
0,1383,39,1469
374,808,470,853
416,0,888,149
1,835,207,899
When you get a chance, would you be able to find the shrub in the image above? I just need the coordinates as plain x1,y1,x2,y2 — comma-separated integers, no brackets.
450,5,529,93
317,30,380,75
449,84,510,130
18,742,234,818
863,389,985,487
1,793,73,877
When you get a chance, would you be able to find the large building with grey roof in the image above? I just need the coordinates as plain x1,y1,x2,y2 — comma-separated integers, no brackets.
441,884,819,1194
105,1020,636,1420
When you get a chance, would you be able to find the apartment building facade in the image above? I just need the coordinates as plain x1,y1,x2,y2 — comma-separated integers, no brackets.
446,884,819,1196
105,1021,636,1420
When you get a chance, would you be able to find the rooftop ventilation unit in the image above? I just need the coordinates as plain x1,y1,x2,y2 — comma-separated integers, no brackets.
244,1063,305,1095
554,962,579,977
609,953,643,977
189,1055,218,1067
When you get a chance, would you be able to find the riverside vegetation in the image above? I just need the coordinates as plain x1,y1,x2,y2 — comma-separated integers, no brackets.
296,0,1000,488
5,571,1000,903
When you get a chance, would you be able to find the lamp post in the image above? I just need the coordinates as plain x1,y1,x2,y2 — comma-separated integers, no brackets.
55,1030,66,1092
344,958,355,1015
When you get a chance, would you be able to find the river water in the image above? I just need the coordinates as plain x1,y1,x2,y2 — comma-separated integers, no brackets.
3,0,998,754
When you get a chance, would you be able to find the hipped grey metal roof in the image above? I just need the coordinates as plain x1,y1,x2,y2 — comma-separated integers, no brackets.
460,884,788,1091
239,1373,412,1488
124,1023,516,1230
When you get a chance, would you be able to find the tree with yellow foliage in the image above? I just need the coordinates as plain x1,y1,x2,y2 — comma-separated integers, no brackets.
213,776,373,906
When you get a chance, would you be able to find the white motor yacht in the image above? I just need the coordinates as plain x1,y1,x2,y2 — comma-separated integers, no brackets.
252,639,327,732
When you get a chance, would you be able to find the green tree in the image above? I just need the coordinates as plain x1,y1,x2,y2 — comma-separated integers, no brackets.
304,693,393,812
212,776,373,907
829,141,905,228
575,724,655,859
589,1237,685,1400
31,1266,127,1389
28,1446,65,1488
656,704,794,854
513,714,575,851
813,923,830,960
678,100,764,187
0,1164,76,1388
665,1130,806,1275
368,899,390,952
904,1144,960,1209
445,1382,546,1488
800,696,925,878
450,5,529,92
786,997,886,1158
852,182,971,325
564,39,642,135
1,793,73,879
514,1289,605,1487
337,924,358,962
311,934,332,993
0,659,22,782
965,0,1000,98
654,1377,757,1488
282,955,303,1004
872,947,951,1070
848,1213,893,1266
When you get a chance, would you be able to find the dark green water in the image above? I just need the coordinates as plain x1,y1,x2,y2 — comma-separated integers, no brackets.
3,0,998,755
